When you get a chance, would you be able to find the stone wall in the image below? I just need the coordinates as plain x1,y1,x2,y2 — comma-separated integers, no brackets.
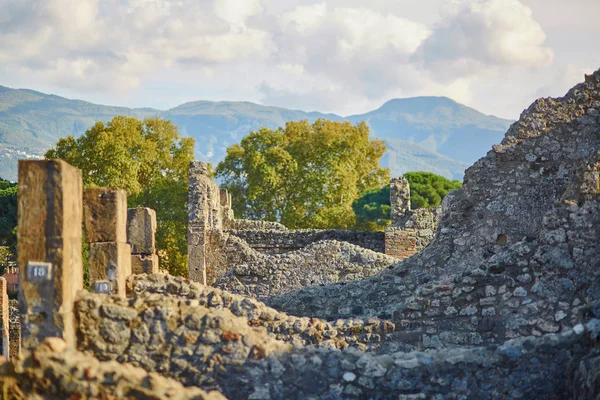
0,337,226,400
227,229,385,254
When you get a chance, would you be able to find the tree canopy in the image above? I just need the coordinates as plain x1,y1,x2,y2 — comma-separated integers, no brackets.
353,171,462,230
0,178,17,276
216,119,389,229
404,171,462,209
46,116,194,276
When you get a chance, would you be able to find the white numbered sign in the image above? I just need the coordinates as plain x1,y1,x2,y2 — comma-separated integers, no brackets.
94,281,112,294
26,261,52,282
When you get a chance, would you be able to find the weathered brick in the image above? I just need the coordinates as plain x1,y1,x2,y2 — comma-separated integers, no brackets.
84,188,127,243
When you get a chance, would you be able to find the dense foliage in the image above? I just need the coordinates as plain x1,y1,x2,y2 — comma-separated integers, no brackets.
217,119,389,229
353,171,462,230
0,178,17,275
46,116,194,276
404,171,462,209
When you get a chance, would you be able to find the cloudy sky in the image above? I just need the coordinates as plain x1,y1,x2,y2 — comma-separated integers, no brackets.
1,0,598,119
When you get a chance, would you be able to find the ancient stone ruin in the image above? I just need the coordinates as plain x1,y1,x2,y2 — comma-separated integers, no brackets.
187,163,438,299
1,69,600,399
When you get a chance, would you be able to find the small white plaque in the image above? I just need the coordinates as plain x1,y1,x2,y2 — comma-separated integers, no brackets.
26,261,52,282
94,280,112,294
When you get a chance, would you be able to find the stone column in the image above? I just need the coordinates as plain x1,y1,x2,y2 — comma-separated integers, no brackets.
386,176,416,259
17,159,83,351
220,188,235,228
389,176,411,224
8,300,20,360
0,278,8,358
84,188,131,297
188,161,210,285
127,207,159,274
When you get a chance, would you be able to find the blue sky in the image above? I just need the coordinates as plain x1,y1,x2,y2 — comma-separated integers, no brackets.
1,0,598,119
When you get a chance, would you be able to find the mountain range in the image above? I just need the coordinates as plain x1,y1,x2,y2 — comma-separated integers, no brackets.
0,85,513,182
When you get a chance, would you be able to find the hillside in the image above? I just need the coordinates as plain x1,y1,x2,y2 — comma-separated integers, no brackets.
0,86,512,181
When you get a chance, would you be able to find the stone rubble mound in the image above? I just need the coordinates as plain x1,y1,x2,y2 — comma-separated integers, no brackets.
214,239,397,300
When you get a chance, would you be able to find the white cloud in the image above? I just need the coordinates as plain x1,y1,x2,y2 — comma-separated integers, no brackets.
1,0,584,120
0,0,274,92
415,0,553,79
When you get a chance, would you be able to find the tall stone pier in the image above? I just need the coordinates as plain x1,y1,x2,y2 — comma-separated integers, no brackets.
84,188,131,297
128,207,159,274
188,162,211,285
187,161,232,285
385,177,417,259
389,176,411,223
0,278,8,358
17,159,84,350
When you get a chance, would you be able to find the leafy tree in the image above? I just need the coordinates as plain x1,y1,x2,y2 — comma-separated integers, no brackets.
46,116,194,276
352,186,391,231
0,178,17,276
353,171,462,229
217,119,389,229
404,171,462,209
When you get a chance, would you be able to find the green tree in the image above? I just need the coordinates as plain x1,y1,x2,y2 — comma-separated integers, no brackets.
404,171,462,209
46,116,194,276
0,178,17,276
217,119,389,229
352,186,391,231
353,171,462,229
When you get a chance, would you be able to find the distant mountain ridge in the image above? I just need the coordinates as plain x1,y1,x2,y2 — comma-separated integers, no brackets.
0,85,513,181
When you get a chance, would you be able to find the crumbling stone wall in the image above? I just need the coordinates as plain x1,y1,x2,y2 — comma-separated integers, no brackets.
216,320,600,400
0,337,226,400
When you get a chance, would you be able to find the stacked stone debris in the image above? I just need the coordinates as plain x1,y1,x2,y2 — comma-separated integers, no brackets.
84,187,132,297
128,207,160,274
17,159,84,351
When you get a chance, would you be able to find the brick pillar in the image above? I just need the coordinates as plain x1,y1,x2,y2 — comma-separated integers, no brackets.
84,188,131,297
17,159,83,351
8,300,20,360
127,207,159,274
0,278,8,358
